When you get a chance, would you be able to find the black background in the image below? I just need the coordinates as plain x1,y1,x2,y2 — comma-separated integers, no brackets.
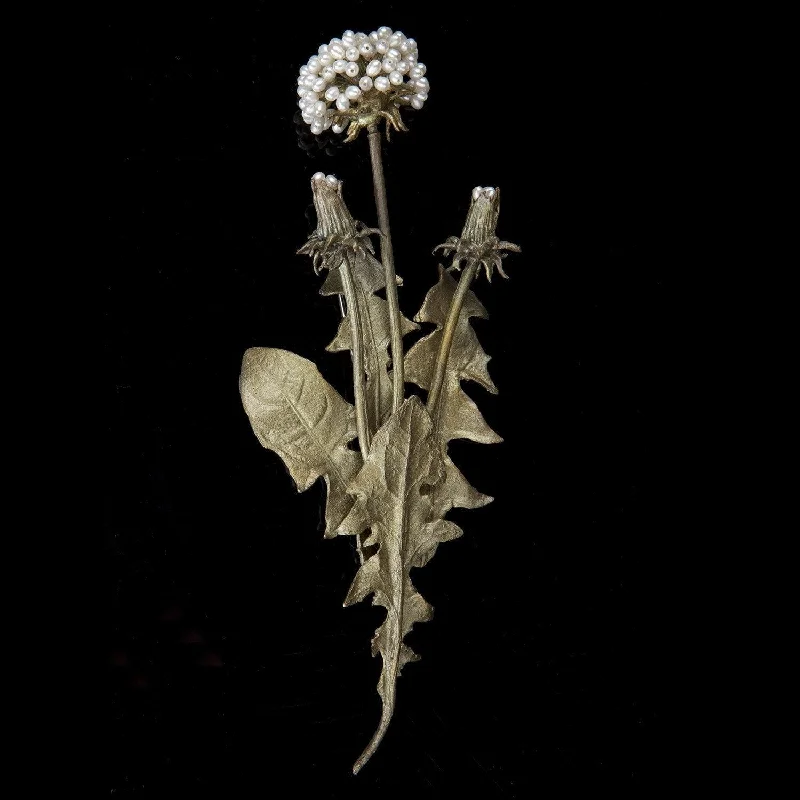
107,2,688,795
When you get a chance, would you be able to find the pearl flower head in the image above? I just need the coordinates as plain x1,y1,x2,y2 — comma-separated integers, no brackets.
297,172,380,273
296,27,429,142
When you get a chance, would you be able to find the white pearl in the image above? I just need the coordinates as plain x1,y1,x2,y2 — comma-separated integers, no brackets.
359,76,373,91
400,41,410,55
332,122,346,134
378,26,392,38
376,40,388,55
342,34,355,46
416,63,427,77
355,31,367,41
308,57,320,73
345,62,359,78
387,47,401,60
472,187,481,200
345,85,361,100
366,59,382,77
409,66,424,80
323,117,332,130
302,113,313,124
319,53,333,67
415,92,428,101
312,77,327,93
329,43,345,59
299,65,309,76
374,76,390,92
333,59,347,73
411,97,424,110
406,54,417,67
325,86,340,101
336,95,350,111
389,70,402,86
369,31,379,42
318,44,328,56
312,172,325,181
297,86,307,97
342,29,354,39
397,60,409,75
326,174,339,185
310,122,323,134
345,46,359,62
406,39,417,52
485,188,496,197
303,75,315,87
415,77,429,92
359,41,374,57
321,66,335,82
382,58,396,73
313,100,326,117
389,33,403,47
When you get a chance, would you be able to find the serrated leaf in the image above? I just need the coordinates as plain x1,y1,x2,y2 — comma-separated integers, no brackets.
404,265,500,510
321,251,417,432
337,397,463,773
239,347,361,536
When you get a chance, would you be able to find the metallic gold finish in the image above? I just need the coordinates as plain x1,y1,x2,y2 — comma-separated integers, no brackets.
241,175,518,773
331,86,414,143
239,348,360,536
339,397,463,773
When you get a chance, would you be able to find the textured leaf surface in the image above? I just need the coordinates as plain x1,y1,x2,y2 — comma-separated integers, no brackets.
338,397,463,772
239,347,361,536
321,251,417,432
404,266,500,510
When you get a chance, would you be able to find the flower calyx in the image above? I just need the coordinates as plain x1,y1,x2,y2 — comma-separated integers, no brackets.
433,187,521,281
297,173,380,274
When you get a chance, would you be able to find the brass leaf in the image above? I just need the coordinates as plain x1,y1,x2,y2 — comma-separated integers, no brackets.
321,251,417,432
239,347,361,536
337,396,462,773
404,265,501,509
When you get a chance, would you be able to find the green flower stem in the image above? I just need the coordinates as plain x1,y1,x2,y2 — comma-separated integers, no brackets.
367,124,405,414
426,260,480,416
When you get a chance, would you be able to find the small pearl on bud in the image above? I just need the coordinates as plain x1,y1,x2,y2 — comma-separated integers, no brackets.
326,174,339,185
378,26,392,38
345,46,359,61
345,62,359,78
359,75,373,91
397,60,409,75
325,86,340,101
345,85,361,100
321,66,335,82
389,70,402,86
330,43,345,59
333,59,347,73
411,96,424,110
472,187,481,200
336,95,351,111
313,172,325,181
359,41,374,57
382,58,396,73
366,59,382,77
374,76,390,92
376,40,388,55
332,122,346,134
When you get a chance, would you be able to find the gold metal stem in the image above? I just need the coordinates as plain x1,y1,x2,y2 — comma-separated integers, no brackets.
367,124,405,413
340,256,371,457
426,261,479,415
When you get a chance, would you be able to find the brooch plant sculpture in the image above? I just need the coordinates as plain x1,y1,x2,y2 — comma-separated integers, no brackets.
239,26,519,774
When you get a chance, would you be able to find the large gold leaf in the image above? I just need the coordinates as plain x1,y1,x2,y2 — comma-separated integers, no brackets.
337,397,463,773
239,347,361,536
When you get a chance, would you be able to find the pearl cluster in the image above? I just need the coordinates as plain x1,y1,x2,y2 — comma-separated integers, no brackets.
296,27,429,135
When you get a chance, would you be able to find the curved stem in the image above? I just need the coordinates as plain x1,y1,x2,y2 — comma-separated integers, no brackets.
340,256,371,457
367,125,405,413
426,261,480,415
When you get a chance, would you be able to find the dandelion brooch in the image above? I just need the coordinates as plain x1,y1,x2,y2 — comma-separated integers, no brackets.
241,26,519,773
